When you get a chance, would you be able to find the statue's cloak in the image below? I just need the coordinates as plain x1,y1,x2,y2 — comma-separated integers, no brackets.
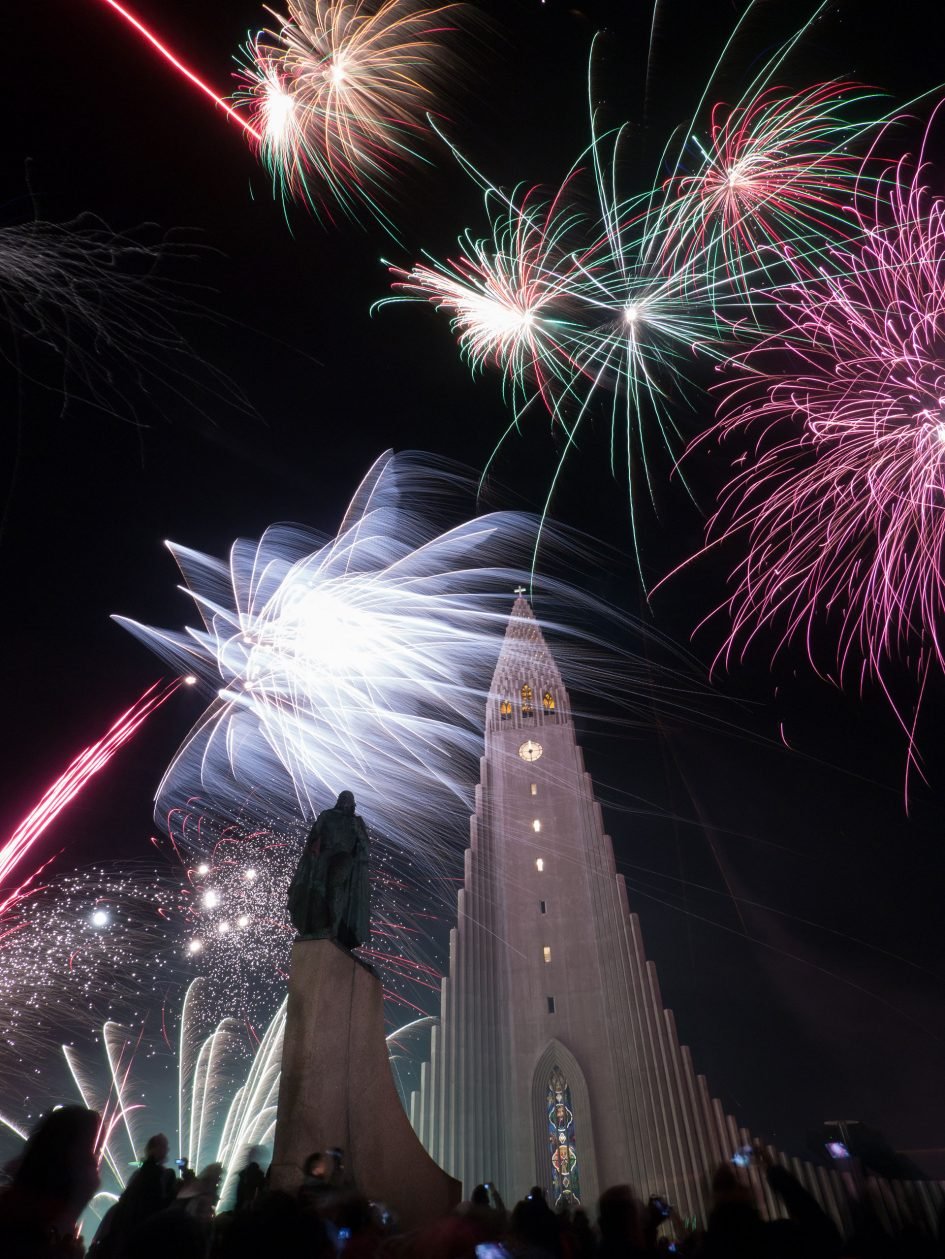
288,798,371,949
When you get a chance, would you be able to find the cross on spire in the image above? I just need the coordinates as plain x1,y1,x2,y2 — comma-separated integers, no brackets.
513,585,526,596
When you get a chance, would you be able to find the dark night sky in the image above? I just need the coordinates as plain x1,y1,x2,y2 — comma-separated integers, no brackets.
4,0,945,1173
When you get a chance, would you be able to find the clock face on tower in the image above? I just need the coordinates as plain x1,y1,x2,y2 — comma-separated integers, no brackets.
518,739,543,762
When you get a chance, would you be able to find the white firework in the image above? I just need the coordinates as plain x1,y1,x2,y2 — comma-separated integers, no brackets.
117,450,710,876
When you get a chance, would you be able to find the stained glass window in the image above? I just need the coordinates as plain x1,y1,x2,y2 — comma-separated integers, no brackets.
546,1067,580,1207
543,690,556,713
521,683,534,717
500,699,512,720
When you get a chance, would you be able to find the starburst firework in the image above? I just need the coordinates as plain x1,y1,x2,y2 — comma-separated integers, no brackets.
382,135,731,555
237,0,464,227
658,81,879,288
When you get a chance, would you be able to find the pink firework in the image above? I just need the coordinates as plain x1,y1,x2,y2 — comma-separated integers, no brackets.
0,679,191,917
702,138,945,777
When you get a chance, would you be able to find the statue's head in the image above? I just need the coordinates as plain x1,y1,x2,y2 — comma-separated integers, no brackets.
335,790,356,814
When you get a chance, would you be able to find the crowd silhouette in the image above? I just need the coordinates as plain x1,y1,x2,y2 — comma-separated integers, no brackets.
2,1107,944,1258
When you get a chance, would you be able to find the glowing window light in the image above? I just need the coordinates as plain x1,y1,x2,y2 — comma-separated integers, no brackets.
543,945,552,964
530,783,537,796
536,858,544,872
532,819,541,833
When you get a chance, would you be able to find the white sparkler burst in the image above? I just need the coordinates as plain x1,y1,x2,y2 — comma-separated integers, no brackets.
117,450,716,889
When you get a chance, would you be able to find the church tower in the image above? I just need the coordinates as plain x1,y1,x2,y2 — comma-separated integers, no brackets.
410,593,703,1213
410,595,819,1221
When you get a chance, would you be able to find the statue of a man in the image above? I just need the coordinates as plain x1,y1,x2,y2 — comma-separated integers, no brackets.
287,790,371,949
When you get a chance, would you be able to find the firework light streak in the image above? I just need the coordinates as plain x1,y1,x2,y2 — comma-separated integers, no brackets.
236,0,463,227
697,133,945,788
0,681,188,918
95,0,260,140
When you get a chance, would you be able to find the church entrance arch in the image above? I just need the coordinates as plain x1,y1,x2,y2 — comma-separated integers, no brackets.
530,1039,599,1209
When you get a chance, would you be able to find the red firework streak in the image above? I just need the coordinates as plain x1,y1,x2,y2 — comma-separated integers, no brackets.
0,678,191,917
95,0,261,141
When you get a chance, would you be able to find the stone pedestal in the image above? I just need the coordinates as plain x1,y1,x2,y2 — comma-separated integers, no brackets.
271,938,460,1230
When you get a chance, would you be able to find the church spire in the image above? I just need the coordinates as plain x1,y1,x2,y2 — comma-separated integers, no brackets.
487,590,568,732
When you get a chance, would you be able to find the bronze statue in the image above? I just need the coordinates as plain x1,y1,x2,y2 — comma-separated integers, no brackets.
288,790,371,948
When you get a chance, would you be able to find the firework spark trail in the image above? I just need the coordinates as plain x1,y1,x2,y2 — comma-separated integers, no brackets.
95,0,260,140
236,0,465,228
692,134,945,790
0,680,189,918
0,215,249,436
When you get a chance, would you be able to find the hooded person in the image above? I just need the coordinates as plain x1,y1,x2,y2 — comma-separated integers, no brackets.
288,791,371,949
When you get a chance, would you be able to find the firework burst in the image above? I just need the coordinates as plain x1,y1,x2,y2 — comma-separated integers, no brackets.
381,130,732,557
700,136,945,779
117,450,720,969
237,0,464,227
383,177,587,414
